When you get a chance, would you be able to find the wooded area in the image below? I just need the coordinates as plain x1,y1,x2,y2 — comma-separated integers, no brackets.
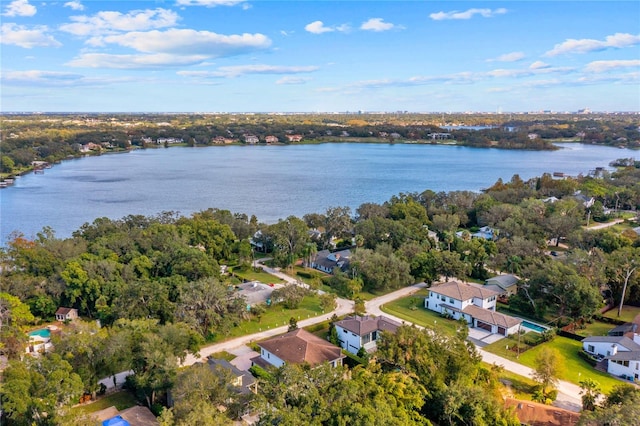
1,159,640,425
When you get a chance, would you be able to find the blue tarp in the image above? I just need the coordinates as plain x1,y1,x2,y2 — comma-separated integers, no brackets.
102,415,130,426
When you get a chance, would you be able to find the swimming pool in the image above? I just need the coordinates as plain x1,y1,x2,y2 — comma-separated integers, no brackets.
520,320,549,333
28,328,51,339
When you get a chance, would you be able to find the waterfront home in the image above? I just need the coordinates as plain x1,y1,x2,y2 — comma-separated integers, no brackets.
55,307,78,322
251,328,344,368
285,134,303,142
311,249,351,274
334,315,401,354
265,135,279,144
243,134,259,144
424,281,521,336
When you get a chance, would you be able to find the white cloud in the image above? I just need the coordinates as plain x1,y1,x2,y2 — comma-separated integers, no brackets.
2,70,84,84
178,64,319,78
429,8,507,21
64,1,84,11
360,18,397,32
60,8,179,36
529,61,550,70
584,59,640,73
1,23,61,48
88,29,271,57
276,76,312,85
2,0,36,17
66,53,210,69
1,69,138,86
175,0,245,6
545,32,640,56
305,20,349,34
488,52,525,62
305,21,333,34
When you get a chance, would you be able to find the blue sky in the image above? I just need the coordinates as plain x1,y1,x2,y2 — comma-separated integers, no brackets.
1,0,639,112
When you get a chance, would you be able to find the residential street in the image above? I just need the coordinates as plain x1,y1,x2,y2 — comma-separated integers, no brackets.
101,271,584,412
365,284,583,412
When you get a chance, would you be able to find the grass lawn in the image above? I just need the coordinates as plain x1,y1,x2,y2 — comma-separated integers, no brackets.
495,369,539,400
603,305,640,323
283,265,326,286
230,265,284,284
72,391,138,416
209,351,235,361
485,336,623,394
573,320,614,338
380,289,461,337
211,294,325,342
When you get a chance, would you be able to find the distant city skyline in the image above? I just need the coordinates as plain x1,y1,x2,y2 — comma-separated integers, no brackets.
1,0,639,112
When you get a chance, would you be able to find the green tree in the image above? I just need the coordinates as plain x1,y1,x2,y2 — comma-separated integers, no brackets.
580,378,601,411
532,348,563,394
288,316,298,331
175,276,245,337
1,154,15,173
268,216,310,267
319,292,337,311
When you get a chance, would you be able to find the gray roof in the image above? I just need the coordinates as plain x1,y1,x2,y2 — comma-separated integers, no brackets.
581,336,640,352
334,315,401,336
207,358,256,391
312,249,351,272
485,274,519,290
606,351,640,362
608,323,638,336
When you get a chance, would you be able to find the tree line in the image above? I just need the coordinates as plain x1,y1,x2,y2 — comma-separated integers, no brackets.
1,161,640,424
2,113,638,176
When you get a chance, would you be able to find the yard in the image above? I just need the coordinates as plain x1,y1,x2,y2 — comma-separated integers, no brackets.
213,294,325,341
72,391,138,416
571,320,615,338
484,335,624,394
230,265,284,285
380,289,462,337
602,305,640,323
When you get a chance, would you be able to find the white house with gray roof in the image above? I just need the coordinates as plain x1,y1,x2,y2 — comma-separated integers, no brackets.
582,335,640,381
424,281,521,336
334,315,402,354
311,249,351,274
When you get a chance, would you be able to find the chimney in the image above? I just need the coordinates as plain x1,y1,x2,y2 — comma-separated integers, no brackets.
610,344,618,356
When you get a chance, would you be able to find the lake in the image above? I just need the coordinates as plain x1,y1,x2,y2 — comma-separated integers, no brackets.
0,143,635,243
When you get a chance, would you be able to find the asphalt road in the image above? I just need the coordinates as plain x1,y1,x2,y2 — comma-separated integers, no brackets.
100,269,584,411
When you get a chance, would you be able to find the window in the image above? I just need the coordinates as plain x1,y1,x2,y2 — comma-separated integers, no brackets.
343,329,347,333
449,298,454,304
588,345,595,353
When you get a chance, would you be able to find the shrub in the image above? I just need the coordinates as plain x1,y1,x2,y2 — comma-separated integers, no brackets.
249,365,273,380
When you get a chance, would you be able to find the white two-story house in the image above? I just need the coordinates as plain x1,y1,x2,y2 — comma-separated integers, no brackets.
425,281,521,336
334,315,402,355
582,335,640,381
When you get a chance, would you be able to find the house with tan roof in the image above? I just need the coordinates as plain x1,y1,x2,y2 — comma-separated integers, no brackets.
334,315,402,354
424,281,521,336
55,307,78,322
251,328,344,369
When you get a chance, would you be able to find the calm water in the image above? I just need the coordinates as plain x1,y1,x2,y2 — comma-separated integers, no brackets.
0,143,635,243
